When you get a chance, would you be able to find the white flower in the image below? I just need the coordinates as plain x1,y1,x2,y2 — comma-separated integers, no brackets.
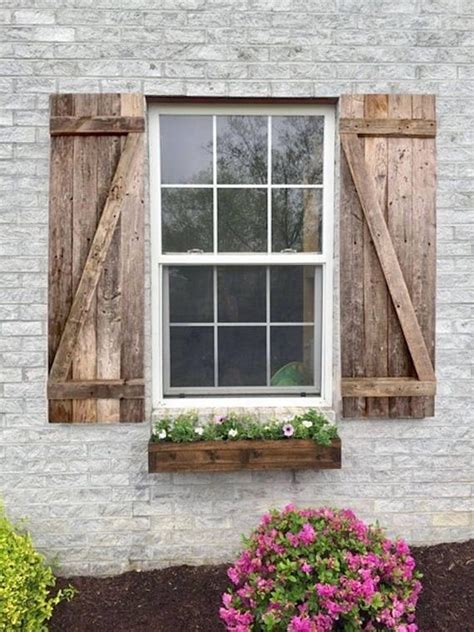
302,420,313,428
195,426,204,436
228,428,238,438
264,425,270,431
158,429,167,440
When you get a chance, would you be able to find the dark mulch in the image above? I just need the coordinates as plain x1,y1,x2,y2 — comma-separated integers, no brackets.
50,540,474,632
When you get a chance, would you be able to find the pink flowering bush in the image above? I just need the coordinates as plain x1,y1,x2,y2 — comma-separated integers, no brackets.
220,506,422,631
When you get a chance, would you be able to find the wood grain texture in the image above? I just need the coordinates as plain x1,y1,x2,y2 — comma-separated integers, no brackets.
48,93,145,423
49,94,74,423
148,438,341,473
340,95,366,418
342,378,436,397
363,94,389,417
49,132,141,383
96,94,122,423
342,132,436,380
48,379,144,400
412,95,436,417
339,94,437,419
340,118,436,137
119,94,145,423
50,115,145,136
72,94,98,423
387,95,415,417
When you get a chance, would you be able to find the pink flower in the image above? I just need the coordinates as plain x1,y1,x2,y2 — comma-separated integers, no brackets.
288,615,314,632
213,414,226,424
313,614,333,631
361,578,376,601
298,523,316,545
325,600,344,617
222,506,422,632
287,532,299,547
316,583,337,599
395,539,410,556
227,566,240,585
283,423,295,437
222,593,233,608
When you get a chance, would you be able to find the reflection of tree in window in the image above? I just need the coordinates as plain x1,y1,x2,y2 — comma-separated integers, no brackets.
162,188,213,253
217,116,267,184
272,116,324,184
272,188,322,252
218,188,267,252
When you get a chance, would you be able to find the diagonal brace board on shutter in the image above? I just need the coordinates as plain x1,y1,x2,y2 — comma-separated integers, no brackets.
48,132,144,398
340,131,436,398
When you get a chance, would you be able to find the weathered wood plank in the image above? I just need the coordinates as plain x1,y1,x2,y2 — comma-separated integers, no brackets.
412,95,437,417
363,94,389,417
50,115,145,136
49,132,142,384
340,118,436,137
48,379,144,400
342,378,436,397
148,439,341,473
49,94,74,423
387,94,415,418
341,131,436,383
120,94,145,423
340,95,366,418
96,94,122,423
72,94,99,423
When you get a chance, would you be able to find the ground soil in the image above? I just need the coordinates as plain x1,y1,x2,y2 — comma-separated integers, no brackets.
51,540,473,632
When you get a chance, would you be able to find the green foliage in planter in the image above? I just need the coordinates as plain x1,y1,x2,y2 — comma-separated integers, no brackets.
0,504,74,631
152,408,338,447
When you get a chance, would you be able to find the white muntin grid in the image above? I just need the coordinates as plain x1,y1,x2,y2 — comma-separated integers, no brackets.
161,265,322,396
149,102,335,409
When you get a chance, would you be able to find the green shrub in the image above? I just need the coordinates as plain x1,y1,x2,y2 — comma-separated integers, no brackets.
0,504,74,631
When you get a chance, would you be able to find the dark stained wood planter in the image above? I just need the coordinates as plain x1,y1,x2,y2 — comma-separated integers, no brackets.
148,438,341,473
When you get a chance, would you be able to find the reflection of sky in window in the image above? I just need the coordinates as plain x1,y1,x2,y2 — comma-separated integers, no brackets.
160,115,212,184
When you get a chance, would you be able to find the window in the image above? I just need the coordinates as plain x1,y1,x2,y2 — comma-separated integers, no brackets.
149,103,335,407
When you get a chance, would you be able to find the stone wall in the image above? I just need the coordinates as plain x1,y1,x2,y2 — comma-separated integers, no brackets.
0,0,472,575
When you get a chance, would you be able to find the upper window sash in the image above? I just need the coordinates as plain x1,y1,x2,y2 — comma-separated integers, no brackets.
153,105,335,260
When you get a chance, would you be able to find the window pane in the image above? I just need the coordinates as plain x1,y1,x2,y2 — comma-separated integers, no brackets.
218,327,266,386
272,116,324,184
270,326,314,387
218,267,266,322
169,267,213,323
272,188,322,252
271,266,315,322
217,115,267,184
218,188,267,252
170,327,214,387
162,188,213,253
160,115,212,184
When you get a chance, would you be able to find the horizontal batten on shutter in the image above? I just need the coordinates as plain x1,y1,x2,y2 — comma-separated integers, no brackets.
340,118,436,137
48,93,145,423
50,115,145,136
48,379,144,400
340,94,436,419
341,378,436,398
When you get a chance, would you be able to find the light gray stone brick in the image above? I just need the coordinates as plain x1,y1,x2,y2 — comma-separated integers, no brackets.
0,0,471,577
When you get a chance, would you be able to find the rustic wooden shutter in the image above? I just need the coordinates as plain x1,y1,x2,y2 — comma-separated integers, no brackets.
48,94,145,423
340,94,436,418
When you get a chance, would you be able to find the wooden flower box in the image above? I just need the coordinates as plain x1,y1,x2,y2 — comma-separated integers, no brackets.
148,438,341,473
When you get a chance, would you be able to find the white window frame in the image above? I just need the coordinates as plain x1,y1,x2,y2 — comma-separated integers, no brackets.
149,102,335,410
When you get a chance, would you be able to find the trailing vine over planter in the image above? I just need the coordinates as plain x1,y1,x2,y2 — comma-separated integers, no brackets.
148,410,341,473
